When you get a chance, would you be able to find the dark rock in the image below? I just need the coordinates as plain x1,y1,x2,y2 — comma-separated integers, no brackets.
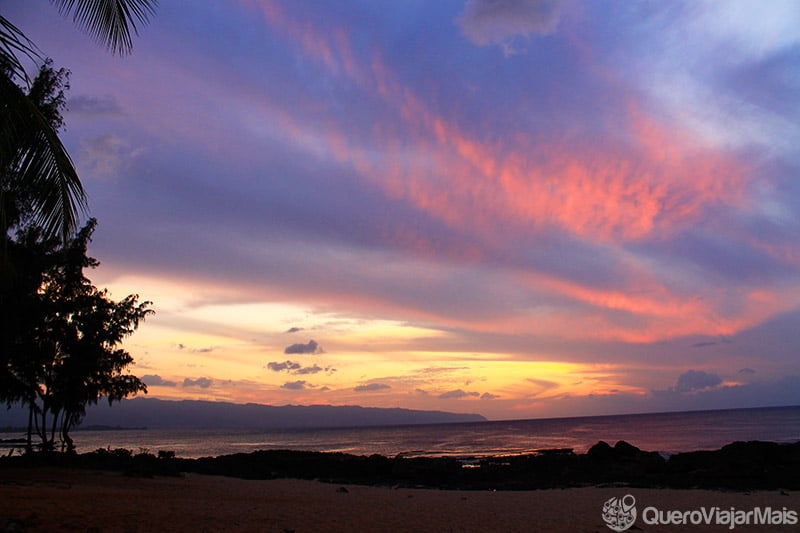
665,441,800,489
613,440,640,457
4,439,800,491
587,441,614,460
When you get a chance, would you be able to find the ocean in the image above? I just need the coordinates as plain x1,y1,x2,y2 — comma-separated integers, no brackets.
57,405,800,459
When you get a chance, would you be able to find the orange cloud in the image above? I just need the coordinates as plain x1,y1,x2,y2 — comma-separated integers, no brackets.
367,57,749,245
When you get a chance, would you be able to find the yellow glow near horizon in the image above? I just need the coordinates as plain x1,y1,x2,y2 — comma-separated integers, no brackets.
94,270,645,419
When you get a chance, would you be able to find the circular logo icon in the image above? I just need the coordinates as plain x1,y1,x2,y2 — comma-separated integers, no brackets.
602,494,637,532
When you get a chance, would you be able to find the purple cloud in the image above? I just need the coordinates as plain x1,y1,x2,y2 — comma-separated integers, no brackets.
142,374,177,387
284,340,323,355
295,364,326,375
458,0,561,48
267,361,302,372
281,380,308,390
183,377,213,389
675,370,723,393
68,94,123,117
267,360,331,375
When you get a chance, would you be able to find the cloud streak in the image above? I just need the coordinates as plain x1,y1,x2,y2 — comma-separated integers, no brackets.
439,389,481,400
354,383,391,392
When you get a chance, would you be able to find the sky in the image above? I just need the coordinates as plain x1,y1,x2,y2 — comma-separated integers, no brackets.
6,0,800,420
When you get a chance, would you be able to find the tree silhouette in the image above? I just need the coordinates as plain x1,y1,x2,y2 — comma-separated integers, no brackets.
2,219,152,452
0,225,54,451
35,219,151,451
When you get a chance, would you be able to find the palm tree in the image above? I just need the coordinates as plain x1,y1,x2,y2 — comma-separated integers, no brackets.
1,1,156,242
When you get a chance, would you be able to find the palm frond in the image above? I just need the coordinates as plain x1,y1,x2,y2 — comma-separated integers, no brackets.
0,15,41,84
51,0,157,55
1,73,87,242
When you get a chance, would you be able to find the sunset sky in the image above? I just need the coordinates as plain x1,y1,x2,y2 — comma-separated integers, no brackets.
7,0,800,420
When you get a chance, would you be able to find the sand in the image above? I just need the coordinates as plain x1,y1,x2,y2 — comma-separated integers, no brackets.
2,467,799,532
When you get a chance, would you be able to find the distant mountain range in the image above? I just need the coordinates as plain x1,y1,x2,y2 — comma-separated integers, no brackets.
0,398,486,430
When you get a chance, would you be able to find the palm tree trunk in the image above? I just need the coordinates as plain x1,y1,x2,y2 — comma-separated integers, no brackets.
25,399,33,453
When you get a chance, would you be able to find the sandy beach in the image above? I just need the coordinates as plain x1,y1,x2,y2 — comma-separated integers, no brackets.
1,467,799,532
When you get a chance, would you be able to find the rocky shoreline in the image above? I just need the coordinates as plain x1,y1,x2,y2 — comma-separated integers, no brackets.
3,440,800,491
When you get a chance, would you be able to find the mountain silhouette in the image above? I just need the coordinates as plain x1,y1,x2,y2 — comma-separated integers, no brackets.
0,398,485,430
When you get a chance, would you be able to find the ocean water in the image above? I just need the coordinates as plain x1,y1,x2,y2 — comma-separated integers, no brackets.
57,405,800,459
